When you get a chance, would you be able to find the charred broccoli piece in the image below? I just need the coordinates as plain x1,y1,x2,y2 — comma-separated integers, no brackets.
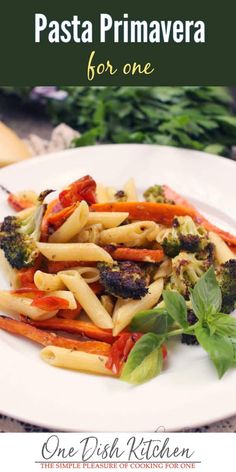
0,201,45,269
144,185,174,204
162,233,181,258
181,309,199,345
98,261,148,299
162,216,209,257
167,251,212,298
217,259,236,313
0,232,39,269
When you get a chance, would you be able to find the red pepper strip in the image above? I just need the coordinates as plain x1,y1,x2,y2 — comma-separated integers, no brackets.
103,246,164,263
163,185,191,207
162,344,168,359
105,333,143,375
17,255,43,288
163,185,236,246
7,193,35,212
11,288,45,299
31,296,69,311
90,282,104,295
59,175,97,207
106,333,168,375
17,268,37,287
57,304,82,320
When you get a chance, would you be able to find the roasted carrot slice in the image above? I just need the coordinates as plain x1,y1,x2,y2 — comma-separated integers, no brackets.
0,316,111,356
47,204,76,227
28,318,115,344
163,185,236,246
91,202,196,226
41,198,60,239
103,246,164,263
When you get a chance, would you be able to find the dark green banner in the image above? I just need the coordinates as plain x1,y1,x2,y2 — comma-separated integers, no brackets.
0,0,235,85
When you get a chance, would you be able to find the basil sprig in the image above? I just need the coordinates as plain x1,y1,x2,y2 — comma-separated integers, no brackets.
125,267,236,384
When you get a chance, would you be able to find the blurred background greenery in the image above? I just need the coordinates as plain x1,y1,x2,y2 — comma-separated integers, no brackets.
1,86,236,158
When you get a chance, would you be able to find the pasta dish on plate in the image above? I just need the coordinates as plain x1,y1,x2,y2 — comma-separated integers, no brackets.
0,174,235,384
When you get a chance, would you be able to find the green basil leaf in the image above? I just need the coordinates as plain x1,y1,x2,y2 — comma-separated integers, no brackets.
163,290,188,328
190,267,222,320
130,308,173,335
121,333,164,384
211,314,236,337
195,325,234,378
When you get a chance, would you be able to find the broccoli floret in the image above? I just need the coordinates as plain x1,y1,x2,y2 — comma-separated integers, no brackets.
0,215,20,233
144,185,174,203
217,259,236,313
167,251,211,298
162,216,209,257
0,202,45,269
0,232,39,269
162,233,181,258
98,261,148,299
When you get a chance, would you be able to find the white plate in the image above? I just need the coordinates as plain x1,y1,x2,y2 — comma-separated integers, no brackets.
0,144,236,432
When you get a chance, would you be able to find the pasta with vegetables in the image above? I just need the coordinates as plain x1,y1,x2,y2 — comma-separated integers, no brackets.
0,174,236,384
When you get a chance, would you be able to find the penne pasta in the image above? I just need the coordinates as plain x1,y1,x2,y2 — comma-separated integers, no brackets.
87,212,129,229
154,259,172,279
209,231,236,265
77,224,103,244
49,200,89,243
112,278,164,335
99,221,157,247
0,291,58,320
34,266,100,291
41,346,114,376
34,270,66,291
76,266,100,283
100,295,114,316
37,242,113,263
96,183,109,203
59,270,113,329
124,178,138,202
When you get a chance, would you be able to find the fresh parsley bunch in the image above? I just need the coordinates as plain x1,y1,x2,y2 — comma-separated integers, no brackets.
2,86,236,157
122,267,236,384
